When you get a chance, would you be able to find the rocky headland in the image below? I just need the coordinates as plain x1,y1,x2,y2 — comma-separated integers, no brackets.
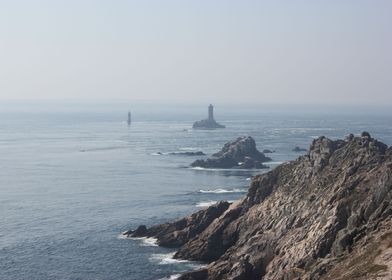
190,136,271,169
125,132,392,280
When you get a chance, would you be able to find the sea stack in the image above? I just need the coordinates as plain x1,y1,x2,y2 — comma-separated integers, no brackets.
190,136,271,169
193,104,225,129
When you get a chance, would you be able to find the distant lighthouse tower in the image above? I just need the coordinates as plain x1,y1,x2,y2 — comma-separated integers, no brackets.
127,111,131,125
208,104,214,121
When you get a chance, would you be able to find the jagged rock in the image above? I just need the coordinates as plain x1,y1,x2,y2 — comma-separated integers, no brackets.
123,201,230,247
190,136,271,169
262,149,275,154
292,146,307,152
361,131,371,138
130,134,392,280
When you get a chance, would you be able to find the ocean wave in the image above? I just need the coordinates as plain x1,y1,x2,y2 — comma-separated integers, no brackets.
150,253,189,265
195,200,218,207
118,235,158,247
265,161,286,165
80,146,127,152
198,188,247,194
190,167,265,171
158,274,181,280
179,147,200,151
246,177,251,181
141,237,159,247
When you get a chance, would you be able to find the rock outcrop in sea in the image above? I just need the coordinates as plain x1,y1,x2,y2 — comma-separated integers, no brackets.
193,104,225,129
125,133,392,280
292,146,307,152
190,136,271,169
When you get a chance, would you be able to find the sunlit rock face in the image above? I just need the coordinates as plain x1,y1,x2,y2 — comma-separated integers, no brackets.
190,136,271,169
128,133,392,280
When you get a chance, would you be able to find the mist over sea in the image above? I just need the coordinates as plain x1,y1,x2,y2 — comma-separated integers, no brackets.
1,104,391,280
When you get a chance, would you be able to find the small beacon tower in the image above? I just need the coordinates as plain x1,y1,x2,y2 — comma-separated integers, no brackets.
208,104,214,121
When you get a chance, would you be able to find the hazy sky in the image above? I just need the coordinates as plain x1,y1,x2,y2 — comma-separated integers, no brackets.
0,0,391,105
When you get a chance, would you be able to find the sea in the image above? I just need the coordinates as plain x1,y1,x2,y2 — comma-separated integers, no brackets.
1,104,391,280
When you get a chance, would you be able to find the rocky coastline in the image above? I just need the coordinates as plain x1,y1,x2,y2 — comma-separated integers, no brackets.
125,132,392,280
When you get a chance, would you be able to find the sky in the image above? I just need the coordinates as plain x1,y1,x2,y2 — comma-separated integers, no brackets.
0,0,391,106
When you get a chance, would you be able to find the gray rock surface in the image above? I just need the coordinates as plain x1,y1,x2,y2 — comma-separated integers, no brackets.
127,132,392,280
190,136,271,169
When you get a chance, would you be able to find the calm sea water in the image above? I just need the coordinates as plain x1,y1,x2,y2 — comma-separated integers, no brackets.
1,110,391,280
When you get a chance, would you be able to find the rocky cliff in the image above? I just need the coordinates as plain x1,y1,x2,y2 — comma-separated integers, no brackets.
126,133,392,280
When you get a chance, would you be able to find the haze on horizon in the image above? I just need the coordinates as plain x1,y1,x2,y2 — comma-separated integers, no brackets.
0,0,391,106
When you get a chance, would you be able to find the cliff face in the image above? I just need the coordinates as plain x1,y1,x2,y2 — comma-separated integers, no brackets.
126,133,392,280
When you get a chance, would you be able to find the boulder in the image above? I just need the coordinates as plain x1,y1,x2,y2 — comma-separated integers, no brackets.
190,136,271,169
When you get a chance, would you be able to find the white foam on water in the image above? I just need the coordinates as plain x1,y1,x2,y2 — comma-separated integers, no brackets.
150,252,189,265
158,274,181,280
195,200,218,207
119,235,159,247
141,237,159,247
246,177,251,181
190,166,206,170
266,161,286,165
117,233,128,239
198,188,246,194
179,147,199,151
190,167,263,171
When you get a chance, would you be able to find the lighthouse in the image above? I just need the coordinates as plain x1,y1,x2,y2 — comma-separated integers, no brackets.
192,104,225,129
208,104,214,121
127,111,131,125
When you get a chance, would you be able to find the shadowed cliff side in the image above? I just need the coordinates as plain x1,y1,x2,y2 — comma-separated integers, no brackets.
125,132,392,280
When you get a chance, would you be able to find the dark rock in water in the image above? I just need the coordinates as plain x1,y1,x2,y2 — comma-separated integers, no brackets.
361,131,371,138
129,134,392,280
192,119,225,129
262,149,275,154
169,151,206,156
240,157,266,169
127,225,147,237
124,201,230,247
292,146,307,152
193,104,225,129
190,136,271,169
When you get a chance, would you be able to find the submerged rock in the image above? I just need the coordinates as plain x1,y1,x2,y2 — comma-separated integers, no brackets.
169,151,206,156
127,133,392,280
190,136,271,169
